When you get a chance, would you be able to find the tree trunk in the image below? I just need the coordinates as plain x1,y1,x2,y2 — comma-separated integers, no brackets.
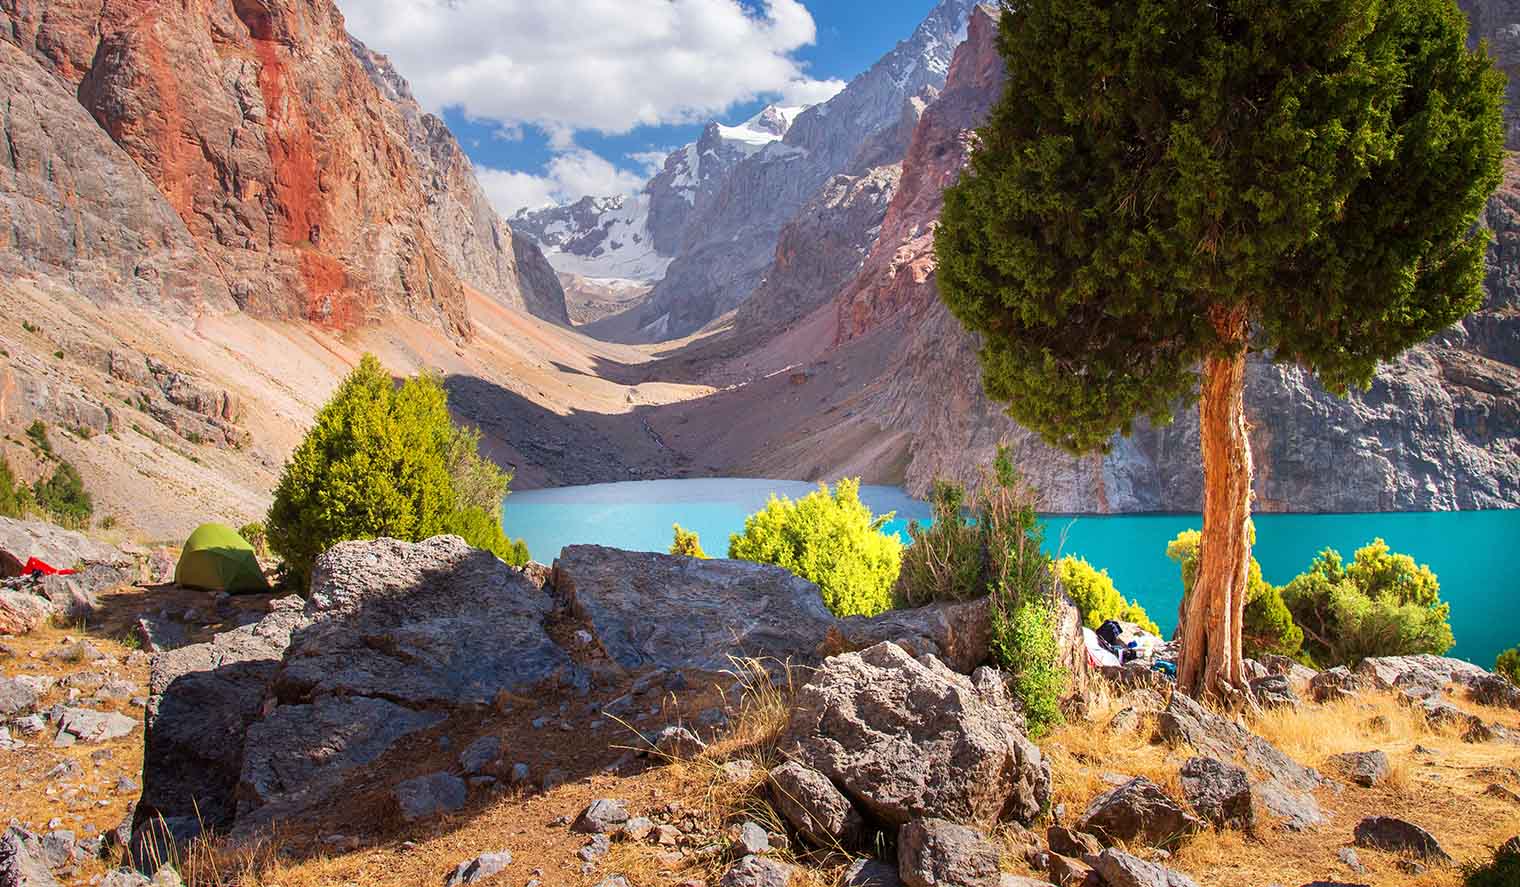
1177,307,1254,702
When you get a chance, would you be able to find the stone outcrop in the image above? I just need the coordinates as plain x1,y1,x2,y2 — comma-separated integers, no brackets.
1076,777,1204,849
768,760,864,849
782,641,1050,829
552,545,837,674
897,818,1001,887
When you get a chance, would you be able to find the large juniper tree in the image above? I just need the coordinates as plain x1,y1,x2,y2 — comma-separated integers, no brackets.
936,0,1504,701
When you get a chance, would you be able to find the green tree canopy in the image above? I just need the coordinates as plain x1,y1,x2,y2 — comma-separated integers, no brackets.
936,0,1503,697
728,478,902,617
1280,538,1453,667
268,355,528,586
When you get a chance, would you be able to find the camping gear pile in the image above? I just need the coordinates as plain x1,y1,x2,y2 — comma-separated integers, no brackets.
1084,619,1178,680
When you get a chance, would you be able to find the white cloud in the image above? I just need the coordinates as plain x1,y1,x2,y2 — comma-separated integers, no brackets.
628,150,676,176
477,149,647,215
779,76,847,107
339,0,831,136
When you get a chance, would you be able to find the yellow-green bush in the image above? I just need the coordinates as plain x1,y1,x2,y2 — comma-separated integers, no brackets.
1056,555,1159,635
669,524,708,558
1167,527,1305,660
1497,647,1520,685
267,354,529,586
1281,538,1452,668
728,478,901,617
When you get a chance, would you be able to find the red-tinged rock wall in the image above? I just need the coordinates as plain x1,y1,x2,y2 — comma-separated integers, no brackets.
3,0,472,338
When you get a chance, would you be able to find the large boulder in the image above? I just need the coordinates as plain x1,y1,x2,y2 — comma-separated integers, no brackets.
1310,666,1374,702
833,597,993,674
40,564,132,623
276,536,578,706
553,545,837,674
1355,655,1489,691
1352,816,1453,864
136,596,310,836
1089,849,1199,887
0,592,51,636
0,517,129,569
0,826,60,887
1178,757,1253,830
1076,777,1203,849
783,642,1050,829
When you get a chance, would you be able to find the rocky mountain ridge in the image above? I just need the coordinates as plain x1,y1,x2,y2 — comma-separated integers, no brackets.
2,0,565,337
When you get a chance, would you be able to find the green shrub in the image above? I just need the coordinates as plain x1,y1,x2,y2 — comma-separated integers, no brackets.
33,460,92,528
728,478,901,617
267,354,526,587
1167,528,1305,661
1465,839,1520,887
25,420,51,455
899,447,1048,608
1498,647,1520,686
990,583,1066,737
1055,555,1160,635
670,524,708,558
443,505,531,566
240,521,269,558
0,455,32,518
1281,539,1453,669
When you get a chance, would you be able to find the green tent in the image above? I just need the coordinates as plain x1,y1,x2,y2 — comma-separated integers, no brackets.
174,523,271,593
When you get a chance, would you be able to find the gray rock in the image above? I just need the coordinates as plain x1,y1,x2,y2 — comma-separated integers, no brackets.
133,618,190,655
238,697,446,826
1089,849,1199,887
1251,780,1324,831
40,829,75,869
1077,777,1204,849
553,545,837,673
444,849,512,886
1178,757,1254,830
652,725,706,759
897,818,1001,887
1331,751,1390,788
735,821,769,856
574,799,630,834
1047,853,1097,887
1249,674,1299,709
138,595,309,833
99,871,152,887
1157,691,1324,791
127,817,199,876
844,858,904,887
393,773,467,823
458,736,503,775
768,759,864,849
1485,783,1520,804
1046,826,1102,859
1352,816,1453,864
577,834,610,862
41,566,131,624
0,827,61,886
1354,655,1489,691
0,677,39,716
719,854,796,887
55,707,136,743
0,517,130,570
619,817,654,842
1467,673,1520,709
834,598,993,674
1310,667,1373,703
783,642,1049,829
284,537,580,707
1337,847,1367,874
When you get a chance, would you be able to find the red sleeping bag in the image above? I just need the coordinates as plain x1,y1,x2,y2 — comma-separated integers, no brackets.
21,557,74,576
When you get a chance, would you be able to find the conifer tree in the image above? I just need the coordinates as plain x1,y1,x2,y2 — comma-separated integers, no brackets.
937,0,1504,699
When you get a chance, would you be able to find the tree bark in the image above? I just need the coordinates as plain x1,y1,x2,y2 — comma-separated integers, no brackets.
1177,307,1254,702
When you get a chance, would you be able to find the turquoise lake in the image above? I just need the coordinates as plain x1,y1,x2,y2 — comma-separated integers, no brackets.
501,478,1518,667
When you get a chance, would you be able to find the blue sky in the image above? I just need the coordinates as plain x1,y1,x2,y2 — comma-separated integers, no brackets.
338,0,940,213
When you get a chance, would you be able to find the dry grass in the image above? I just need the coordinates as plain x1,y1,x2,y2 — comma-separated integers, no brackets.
1032,684,1520,887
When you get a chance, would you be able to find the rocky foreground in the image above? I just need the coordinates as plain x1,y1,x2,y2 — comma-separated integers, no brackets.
1,524,1518,887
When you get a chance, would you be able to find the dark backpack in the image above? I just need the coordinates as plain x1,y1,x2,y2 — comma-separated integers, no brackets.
1096,619,1125,648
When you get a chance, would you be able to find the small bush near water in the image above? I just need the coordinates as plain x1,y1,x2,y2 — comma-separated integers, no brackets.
267,354,530,588
1056,555,1159,635
727,478,901,618
1497,647,1520,686
899,447,1066,734
1168,527,1304,661
669,524,708,558
1281,538,1453,668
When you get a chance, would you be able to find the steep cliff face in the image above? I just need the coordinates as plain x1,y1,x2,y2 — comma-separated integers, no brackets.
348,37,569,326
632,0,981,339
0,39,234,313
2,0,559,338
810,3,1520,512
